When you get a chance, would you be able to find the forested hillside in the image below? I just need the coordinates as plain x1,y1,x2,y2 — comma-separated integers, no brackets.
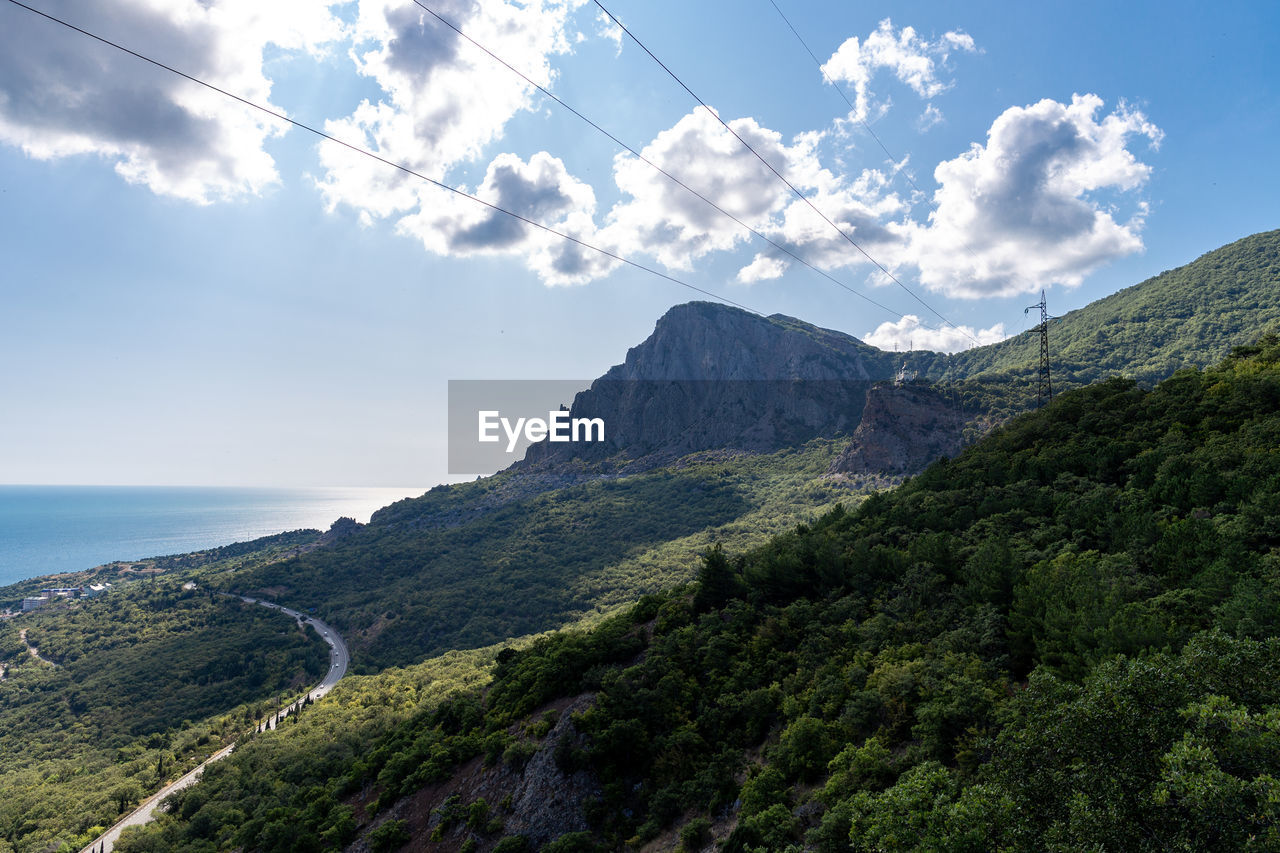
13,231,1276,852
945,228,1280,387
223,231,1280,674
0,580,329,851
225,443,849,672
119,333,1280,851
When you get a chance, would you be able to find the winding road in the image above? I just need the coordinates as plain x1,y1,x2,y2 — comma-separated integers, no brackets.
78,597,348,853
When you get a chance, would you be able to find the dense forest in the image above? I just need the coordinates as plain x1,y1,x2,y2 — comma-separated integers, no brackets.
112,333,1280,850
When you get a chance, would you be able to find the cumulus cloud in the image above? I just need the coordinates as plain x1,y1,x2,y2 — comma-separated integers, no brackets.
600,110,802,270
1,3,1161,304
905,94,1163,298
314,0,584,220
598,109,908,282
396,151,616,285
822,19,976,123
863,314,1007,354
0,0,344,203
737,254,789,284
305,0,619,285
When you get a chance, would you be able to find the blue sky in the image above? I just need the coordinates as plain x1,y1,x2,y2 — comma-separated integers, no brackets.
0,0,1276,487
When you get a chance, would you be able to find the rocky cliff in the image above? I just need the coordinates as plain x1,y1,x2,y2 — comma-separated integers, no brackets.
827,382,971,478
518,303,907,473
520,228,1280,478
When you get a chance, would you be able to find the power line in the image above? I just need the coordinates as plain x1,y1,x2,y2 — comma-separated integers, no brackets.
767,0,1059,343
765,0,928,200
592,0,979,346
410,0,907,322
2,0,762,317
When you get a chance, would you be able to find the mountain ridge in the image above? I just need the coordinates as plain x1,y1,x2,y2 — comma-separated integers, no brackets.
521,228,1280,475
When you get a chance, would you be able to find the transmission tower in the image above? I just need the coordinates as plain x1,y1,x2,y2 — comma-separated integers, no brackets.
1025,290,1054,406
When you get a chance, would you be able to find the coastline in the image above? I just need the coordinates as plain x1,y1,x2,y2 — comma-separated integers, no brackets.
0,484,425,587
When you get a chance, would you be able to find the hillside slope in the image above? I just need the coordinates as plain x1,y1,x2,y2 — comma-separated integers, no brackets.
943,228,1280,386
224,231,1279,674
120,333,1280,852
226,442,848,672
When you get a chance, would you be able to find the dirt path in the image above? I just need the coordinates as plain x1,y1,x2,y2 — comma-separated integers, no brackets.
18,628,59,667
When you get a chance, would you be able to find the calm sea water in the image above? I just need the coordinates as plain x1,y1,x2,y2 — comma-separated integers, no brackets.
0,485,427,586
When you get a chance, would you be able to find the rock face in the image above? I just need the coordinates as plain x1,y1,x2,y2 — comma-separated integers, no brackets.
320,516,363,543
598,302,893,382
503,695,599,843
349,694,600,852
519,303,905,473
828,382,968,477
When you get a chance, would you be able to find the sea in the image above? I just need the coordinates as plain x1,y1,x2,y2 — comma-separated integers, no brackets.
0,485,428,587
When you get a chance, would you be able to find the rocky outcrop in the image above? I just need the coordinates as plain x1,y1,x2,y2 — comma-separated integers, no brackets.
320,516,363,544
828,382,969,477
599,302,894,382
349,694,599,852
518,303,908,473
503,695,599,843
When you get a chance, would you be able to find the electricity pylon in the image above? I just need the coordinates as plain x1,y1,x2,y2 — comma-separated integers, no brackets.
1025,290,1054,407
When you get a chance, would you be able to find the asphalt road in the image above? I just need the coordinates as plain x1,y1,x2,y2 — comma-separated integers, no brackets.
78,597,349,853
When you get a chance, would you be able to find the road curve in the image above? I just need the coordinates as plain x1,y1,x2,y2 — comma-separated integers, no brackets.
79,597,348,853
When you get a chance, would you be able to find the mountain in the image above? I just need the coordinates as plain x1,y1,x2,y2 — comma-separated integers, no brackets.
519,302,898,473
118,327,1280,853
527,229,1280,473
9,232,1277,853
223,231,1280,673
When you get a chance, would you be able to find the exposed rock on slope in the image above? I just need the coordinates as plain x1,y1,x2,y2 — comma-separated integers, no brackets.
350,694,599,852
519,303,901,473
828,382,969,477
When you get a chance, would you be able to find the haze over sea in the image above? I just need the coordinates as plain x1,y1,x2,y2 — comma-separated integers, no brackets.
0,485,425,587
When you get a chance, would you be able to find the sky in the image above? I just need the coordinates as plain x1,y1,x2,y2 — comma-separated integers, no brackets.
0,0,1276,487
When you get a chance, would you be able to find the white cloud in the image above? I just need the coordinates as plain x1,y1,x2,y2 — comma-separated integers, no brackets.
395,151,616,286
307,0,618,285
314,0,584,220
917,104,944,131
737,254,789,284
0,0,344,203
377,88,1158,297
600,110,801,271
597,109,908,283
596,9,623,55
0,4,1161,306
821,19,976,123
863,314,1007,353
905,94,1163,298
